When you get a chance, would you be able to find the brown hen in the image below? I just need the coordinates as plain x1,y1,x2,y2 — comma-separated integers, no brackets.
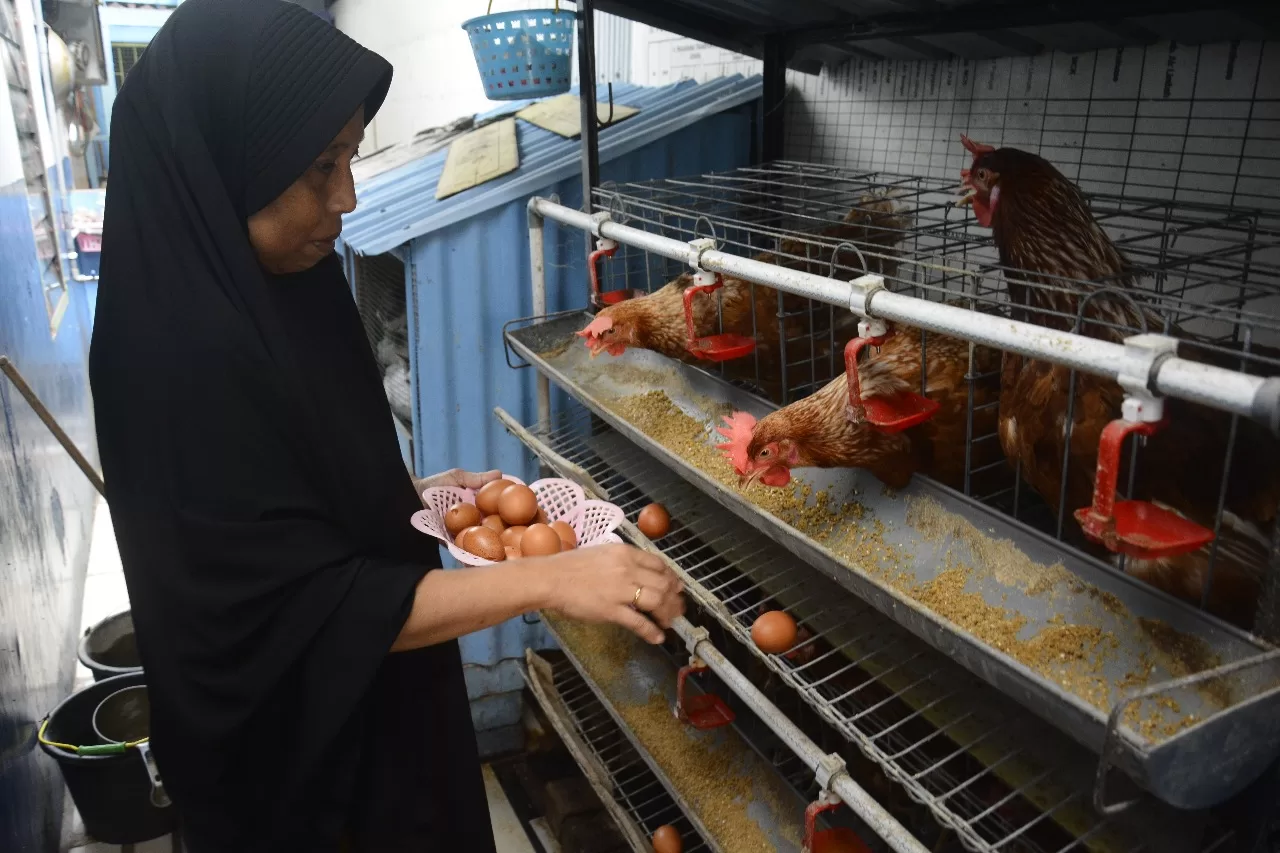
717,321,1003,493
961,136,1280,628
576,192,910,400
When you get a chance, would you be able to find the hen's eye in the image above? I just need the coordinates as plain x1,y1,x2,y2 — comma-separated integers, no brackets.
758,448,772,458
976,168,990,182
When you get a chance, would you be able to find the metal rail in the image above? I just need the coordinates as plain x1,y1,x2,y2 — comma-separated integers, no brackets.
526,196,1280,431
0,355,105,496
500,404,1239,853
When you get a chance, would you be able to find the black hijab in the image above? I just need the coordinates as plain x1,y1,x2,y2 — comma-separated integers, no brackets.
90,2,494,850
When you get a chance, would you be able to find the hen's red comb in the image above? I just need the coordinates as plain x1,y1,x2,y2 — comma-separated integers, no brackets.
960,134,995,156
714,411,757,474
576,314,614,340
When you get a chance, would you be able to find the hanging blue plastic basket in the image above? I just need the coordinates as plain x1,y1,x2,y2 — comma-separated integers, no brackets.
462,2,575,101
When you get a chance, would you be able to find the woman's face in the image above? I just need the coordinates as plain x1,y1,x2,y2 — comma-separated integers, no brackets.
248,107,364,274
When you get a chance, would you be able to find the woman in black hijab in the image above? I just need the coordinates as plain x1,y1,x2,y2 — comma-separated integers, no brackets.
89,1,684,850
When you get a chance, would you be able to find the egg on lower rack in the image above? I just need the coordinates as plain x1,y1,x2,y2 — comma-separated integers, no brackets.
637,503,671,539
751,610,798,655
651,825,682,853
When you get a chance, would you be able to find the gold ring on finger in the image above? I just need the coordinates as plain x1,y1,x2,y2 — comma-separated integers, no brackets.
632,586,644,609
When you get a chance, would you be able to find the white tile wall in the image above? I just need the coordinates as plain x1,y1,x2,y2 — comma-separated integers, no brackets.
782,41,1280,212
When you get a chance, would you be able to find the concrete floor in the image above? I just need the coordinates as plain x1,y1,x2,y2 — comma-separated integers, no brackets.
67,499,537,853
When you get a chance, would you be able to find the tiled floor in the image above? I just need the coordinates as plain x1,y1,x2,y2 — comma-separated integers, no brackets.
66,499,537,853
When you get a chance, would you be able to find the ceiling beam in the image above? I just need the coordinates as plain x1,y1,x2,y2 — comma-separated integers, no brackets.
978,29,1044,56
784,0,1276,50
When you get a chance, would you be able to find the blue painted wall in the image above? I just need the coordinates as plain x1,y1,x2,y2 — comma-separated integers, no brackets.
0,180,97,848
90,3,177,181
403,106,756,730
407,108,757,484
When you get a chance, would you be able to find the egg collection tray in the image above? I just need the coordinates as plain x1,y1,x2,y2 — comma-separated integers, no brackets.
504,310,1280,810
412,474,625,565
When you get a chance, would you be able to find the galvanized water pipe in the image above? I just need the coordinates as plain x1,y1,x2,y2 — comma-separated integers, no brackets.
528,197,1280,431
526,200,551,431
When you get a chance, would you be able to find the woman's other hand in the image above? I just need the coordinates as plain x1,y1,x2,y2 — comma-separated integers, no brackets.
531,544,685,645
413,468,503,501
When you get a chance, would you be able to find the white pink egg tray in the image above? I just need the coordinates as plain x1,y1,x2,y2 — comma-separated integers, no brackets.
411,475,625,566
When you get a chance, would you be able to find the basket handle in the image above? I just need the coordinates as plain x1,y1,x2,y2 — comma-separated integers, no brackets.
487,0,560,13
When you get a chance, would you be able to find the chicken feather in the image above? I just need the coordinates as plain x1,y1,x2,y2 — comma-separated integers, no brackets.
960,136,1280,628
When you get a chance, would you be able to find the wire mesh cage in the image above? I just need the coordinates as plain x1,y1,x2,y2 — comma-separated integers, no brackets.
533,653,714,852
520,406,1249,853
352,252,412,432
583,163,1280,634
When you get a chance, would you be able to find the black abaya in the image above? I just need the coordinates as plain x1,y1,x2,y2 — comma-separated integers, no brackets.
89,2,494,850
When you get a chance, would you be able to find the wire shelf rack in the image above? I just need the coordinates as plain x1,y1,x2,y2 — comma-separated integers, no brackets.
591,162,1280,378
506,402,1245,853
574,162,1280,636
525,650,714,852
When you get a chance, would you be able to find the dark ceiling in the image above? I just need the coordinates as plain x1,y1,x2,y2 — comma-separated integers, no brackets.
594,0,1280,71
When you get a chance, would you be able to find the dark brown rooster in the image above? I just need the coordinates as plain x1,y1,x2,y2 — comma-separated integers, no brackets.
959,136,1280,628
576,192,910,400
716,321,1003,493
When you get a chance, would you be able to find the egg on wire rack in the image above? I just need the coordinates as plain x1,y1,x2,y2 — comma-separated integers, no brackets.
637,503,670,539
651,825,682,853
751,610,798,655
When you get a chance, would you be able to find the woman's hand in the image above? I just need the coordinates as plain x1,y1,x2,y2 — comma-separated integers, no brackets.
413,468,503,503
531,544,685,644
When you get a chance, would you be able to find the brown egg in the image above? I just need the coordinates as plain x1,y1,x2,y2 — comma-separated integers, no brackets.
535,507,549,525
466,527,506,562
651,825,682,853
445,502,483,537
521,523,562,557
497,485,539,526
550,521,577,548
475,479,515,515
504,545,521,560
560,538,575,551
751,610,798,655
636,503,670,539
501,525,527,548
455,525,483,551
482,514,506,534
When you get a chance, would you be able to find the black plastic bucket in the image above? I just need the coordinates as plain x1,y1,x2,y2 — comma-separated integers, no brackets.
39,672,178,843
78,610,142,682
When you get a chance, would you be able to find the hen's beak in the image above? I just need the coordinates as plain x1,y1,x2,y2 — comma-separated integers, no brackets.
955,168,975,206
738,466,765,489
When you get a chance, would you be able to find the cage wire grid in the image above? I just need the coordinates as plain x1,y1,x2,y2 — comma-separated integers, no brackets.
517,405,1240,853
777,44,1280,214
352,253,413,431
584,162,1280,621
536,656,715,852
